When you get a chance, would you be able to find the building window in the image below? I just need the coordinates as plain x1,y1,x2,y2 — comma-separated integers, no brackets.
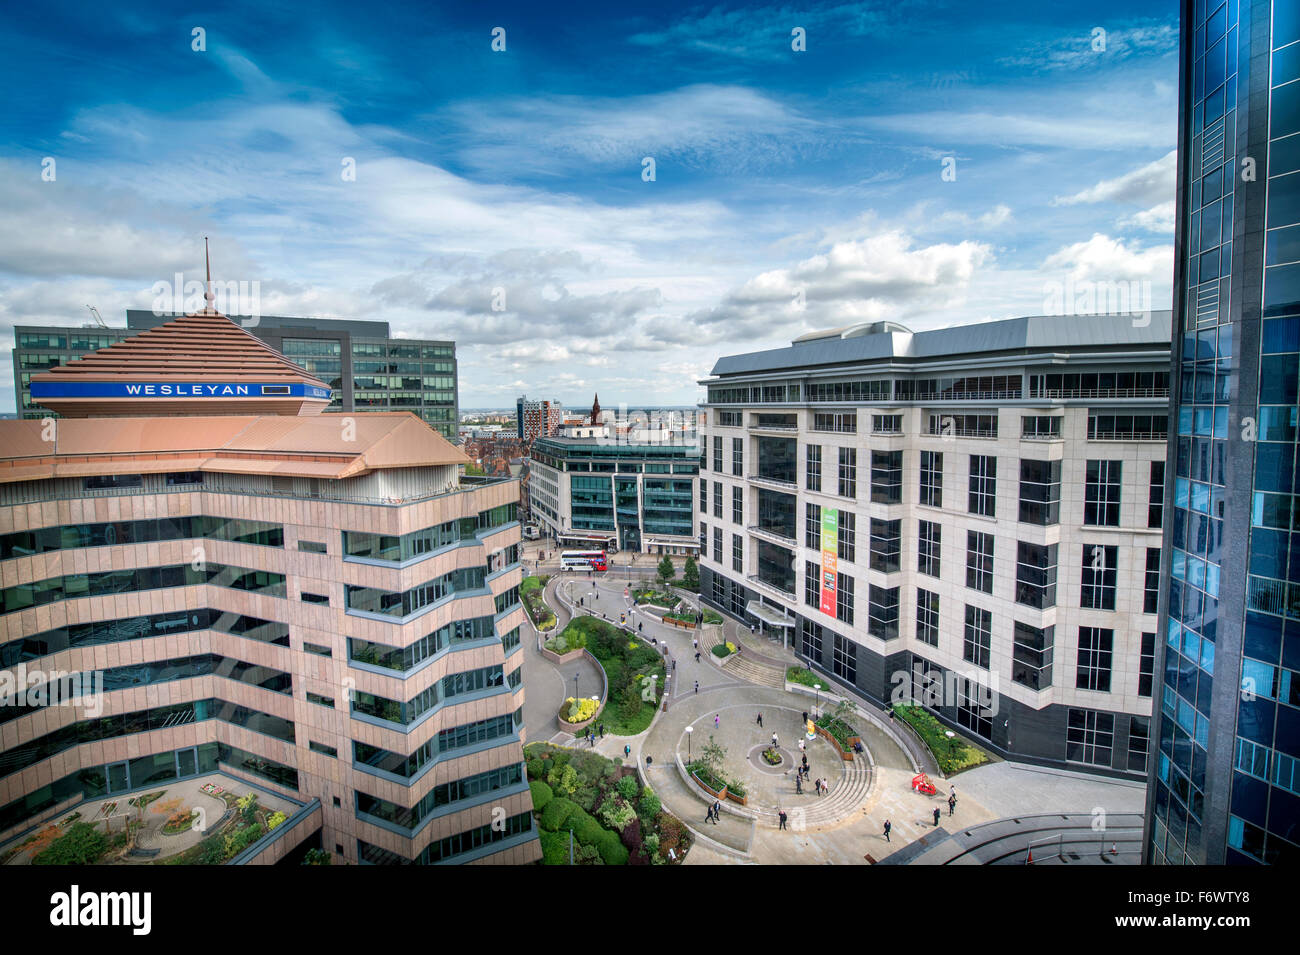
1128,716,1149,773
955,678,993,739
966,530,994,594
832,632,857,683
838,447,857,498
699,521,707,555
836,572,855,625
712,481,722,518
700,480,707,514
917,520,941,578
1080,544,1118,610
806,444,822,491
868,585,899,639
732,437,744,476
838,511,857,563
1018,459,1061,525
700,433,707,471
732,534,743,572
307,692,335,708
1148,461,1165,528
1014,541,1057,608
1066,709,1114,767
1138,632,1155,698
298,540,327,554
1084,460,1122,526
871,451,903,504
869,518,900,573
963,605,991,669
713,436,722,472
915,589,940,646
1076,626,1114,692
1144,548,1160,614
732,486,744,525
805,502,821,549
968,455,997,517
1021,415,1062,439
801,619,824,660
813,412,857,433
872,414,903,434
920,451,943,508
712,527,722,564
804,561,820,607
1012,621,1053,690
310,741,339,759
929,413,998,438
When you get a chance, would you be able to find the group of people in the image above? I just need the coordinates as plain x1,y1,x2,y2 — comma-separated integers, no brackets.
585,724,605,747
704,800,722,825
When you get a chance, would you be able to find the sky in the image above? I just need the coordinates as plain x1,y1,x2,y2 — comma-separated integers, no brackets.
0,0,1179,413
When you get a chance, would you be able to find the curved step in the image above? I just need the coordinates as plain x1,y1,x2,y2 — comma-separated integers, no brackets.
709,638,785,688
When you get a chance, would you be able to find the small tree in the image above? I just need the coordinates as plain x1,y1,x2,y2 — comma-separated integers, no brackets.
698,735,727,781
657,555,674,585
682,556,699,589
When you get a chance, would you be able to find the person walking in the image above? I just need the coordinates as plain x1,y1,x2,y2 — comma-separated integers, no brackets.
695,651,701,663
948,794,956,816
883,819,892,843
713,800,721,823
638,621,643,632
933,807,941,827
705,805,714,825
692,638,698,651
771,732,779,747
798,738,805,753
756,713,763,728
694,680,699,693
624,744,631,759
778,809,788,831
795,775,802,795
714,714,720,730
599,723,605,739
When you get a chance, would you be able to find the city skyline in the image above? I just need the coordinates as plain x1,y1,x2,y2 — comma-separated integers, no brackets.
2,0,1178,412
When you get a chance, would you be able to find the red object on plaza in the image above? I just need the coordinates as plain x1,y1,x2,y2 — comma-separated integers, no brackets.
911,772,937,796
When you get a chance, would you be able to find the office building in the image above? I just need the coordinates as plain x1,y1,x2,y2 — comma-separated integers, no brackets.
0,306,537,865
516,396,564,446
1144,0,1300,864
699,313,1172,776
13,311,459,440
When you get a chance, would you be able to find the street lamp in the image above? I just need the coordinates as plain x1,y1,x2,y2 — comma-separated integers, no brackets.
814,683,821,720
685,725,693,761
945,730,956,764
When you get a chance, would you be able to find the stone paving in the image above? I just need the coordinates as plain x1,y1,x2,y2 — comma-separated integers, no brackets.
518,560,1148,865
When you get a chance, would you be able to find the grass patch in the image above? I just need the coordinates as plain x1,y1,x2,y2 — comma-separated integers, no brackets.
893,704,991,774
786,666,827,689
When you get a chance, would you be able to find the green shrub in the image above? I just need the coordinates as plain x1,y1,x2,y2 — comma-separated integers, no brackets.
616,775,639,801
529,780,554,813
571,785,599,813
32,822,108,865
598,796,637,833
596,829,629,865
638,789,661,820
539,829,569,865
539,797,577,832
526,758,544,780
541,758,554,776
570,809,604,848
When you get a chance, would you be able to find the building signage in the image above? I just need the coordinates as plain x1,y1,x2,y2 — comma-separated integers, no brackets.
819,506,838,615
30,381,331,400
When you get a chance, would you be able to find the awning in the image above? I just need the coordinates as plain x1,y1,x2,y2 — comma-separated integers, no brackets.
746,600,796,628
643,536,700,548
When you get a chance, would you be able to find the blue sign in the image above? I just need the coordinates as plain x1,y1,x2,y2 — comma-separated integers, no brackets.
30,381,332,400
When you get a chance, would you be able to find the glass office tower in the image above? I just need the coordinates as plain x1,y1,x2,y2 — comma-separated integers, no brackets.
1146,0,1300,864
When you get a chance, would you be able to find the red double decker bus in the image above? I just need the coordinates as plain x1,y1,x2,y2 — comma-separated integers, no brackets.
561,550,607,572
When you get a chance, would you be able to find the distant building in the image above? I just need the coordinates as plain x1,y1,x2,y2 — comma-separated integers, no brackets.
13,311,459,440
515,395,563,445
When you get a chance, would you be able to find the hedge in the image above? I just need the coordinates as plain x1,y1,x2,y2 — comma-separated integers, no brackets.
530,780,554,813
539,829,570,866
596,828,630,865
539,797,577,832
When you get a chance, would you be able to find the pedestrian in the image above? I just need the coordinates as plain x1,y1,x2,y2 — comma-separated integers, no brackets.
771,732,778,747
888,707,895,721
713,800,721,822
749,625,754,636
756,713,763,728
950,784,956,800
822,778,830,797
693,638,698,651
599,723,605,739
778,809,788,830
795,775,802,795
948,794,955,816
883,819,892,842
638,621,643,632
705,806,714,825
802,711,808,725
814,778,821,796
695,651,700,663
672,659,676,671
624,744,631,759
798,738,805,752
694,680,699,693
933,807,941,827
714,714,720,730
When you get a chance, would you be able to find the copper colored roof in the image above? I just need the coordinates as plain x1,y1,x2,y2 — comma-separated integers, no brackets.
0,412,469,485
30,311,331,417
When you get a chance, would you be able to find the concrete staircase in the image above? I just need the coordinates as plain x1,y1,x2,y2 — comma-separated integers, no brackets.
709,637,785,688
747,761,874,830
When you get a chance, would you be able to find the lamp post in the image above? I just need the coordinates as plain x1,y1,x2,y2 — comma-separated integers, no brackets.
945,730,956,766
686,725,693,761
814,683,821,721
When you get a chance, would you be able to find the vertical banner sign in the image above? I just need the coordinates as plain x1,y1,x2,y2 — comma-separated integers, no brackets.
820,507,838,615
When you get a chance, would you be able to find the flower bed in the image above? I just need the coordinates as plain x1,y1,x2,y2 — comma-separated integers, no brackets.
761,747,782,766
711,642,737,658
815,716,860,762
892,704,991,774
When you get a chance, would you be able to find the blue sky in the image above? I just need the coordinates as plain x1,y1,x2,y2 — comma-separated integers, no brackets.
0,0,1179,411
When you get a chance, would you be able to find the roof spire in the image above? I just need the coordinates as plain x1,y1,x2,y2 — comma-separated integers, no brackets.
203,236,215,312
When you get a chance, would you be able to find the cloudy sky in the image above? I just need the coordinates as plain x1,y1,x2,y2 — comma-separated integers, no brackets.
0,0,1178,412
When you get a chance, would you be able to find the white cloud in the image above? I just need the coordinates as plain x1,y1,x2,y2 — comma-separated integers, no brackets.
1041,233,1173,283
1054,150,1176,207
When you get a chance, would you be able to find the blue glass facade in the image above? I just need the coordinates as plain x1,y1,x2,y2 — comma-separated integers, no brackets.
1147,0,1300,864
